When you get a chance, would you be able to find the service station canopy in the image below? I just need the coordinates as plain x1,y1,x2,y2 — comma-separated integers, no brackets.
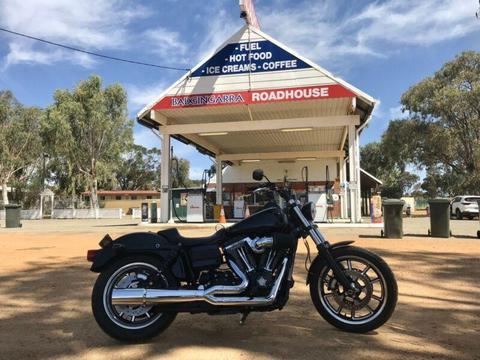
137,25,376,162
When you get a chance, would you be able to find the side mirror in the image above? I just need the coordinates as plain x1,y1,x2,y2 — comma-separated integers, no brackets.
252,169,264,181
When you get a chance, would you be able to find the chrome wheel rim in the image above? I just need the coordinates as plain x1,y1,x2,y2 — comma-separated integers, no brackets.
318,256,388,325
103,262,168,329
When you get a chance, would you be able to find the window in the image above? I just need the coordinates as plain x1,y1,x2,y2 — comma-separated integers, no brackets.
115,196,121,201
100,196,105,201
131,195,137,200
147,196,152,199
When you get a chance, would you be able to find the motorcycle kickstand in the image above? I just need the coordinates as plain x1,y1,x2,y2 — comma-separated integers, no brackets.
239,312,250,325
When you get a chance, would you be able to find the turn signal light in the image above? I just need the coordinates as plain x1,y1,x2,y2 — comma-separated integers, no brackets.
87,249,99,262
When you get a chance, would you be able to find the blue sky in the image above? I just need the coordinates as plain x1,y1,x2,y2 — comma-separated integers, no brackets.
0,0,479,180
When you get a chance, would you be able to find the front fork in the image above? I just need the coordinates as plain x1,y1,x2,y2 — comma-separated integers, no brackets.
292,205,357,291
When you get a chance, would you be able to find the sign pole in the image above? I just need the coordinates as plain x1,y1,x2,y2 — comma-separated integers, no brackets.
239,0,260,29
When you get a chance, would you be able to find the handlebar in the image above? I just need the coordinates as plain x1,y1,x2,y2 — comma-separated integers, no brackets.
253,182,292,202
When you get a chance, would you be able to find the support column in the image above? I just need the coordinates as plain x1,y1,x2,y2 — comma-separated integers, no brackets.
160,134,171,223
348,125,358,223
216,160,223,205
355,130,362,222
339,157,346,219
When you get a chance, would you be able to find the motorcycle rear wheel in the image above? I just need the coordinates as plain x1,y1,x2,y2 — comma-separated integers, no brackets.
91,255,177,342
309,246,397,333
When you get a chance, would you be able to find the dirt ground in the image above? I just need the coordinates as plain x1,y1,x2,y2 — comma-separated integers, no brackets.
0,218,479,360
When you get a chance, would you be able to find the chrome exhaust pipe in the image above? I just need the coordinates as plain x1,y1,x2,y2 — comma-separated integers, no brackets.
111,258,288,307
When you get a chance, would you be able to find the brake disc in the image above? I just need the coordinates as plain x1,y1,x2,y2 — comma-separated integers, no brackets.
328,269,373,311
115,272,153,317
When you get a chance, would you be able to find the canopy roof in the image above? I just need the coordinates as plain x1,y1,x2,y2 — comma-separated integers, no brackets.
137,25,376,159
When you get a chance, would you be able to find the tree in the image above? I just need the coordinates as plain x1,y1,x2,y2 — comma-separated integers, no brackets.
0,91,42,205
116,145,161,190
171,157,193,188
400,51,480,195
44,75,133,214
361,139,419,198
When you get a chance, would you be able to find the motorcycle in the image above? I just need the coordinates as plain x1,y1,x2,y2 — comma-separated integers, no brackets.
87,169,397,342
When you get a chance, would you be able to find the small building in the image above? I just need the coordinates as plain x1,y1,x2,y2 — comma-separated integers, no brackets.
137,22,376,223
81,190,160,215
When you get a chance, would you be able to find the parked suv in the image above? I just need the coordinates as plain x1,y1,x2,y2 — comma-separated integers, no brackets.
450,196,480,219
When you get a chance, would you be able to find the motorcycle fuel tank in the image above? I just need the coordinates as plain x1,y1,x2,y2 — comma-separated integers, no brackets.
226,206,287,237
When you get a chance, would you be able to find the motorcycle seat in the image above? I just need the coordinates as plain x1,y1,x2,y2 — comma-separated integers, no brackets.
158,227,226,247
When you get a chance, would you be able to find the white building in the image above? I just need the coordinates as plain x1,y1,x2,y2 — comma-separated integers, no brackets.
137,24,376,223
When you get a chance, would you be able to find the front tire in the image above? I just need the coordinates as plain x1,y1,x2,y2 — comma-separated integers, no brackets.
91,255,177,342
309,246,397,333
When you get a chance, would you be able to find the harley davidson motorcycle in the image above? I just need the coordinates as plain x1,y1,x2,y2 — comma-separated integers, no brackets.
88,169,397,342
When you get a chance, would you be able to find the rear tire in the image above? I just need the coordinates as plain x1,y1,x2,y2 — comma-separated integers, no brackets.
92,255,177,342
309,246,397,333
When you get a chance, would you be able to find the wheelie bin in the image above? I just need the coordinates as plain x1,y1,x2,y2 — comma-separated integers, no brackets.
382,199,404,238
150,202,158,223
5,204,22,228
428,198,451,238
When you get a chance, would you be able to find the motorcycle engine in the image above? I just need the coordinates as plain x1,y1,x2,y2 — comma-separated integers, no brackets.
224,236,284,296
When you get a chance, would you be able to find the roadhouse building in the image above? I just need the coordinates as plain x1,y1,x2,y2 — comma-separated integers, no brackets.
137,24,376,223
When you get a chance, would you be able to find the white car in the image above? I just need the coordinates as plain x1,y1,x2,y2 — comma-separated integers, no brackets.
450,196,480,219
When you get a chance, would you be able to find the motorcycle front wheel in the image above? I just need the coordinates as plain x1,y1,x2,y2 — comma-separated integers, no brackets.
309,246,397,333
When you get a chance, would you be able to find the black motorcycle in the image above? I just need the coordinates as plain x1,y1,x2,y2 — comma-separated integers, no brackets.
87,169,397,342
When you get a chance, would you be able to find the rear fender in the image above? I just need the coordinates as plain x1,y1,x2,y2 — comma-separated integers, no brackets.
305,241,355,285
90,232,185,279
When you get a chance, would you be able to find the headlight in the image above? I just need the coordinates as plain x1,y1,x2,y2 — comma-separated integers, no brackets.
301,202,316,221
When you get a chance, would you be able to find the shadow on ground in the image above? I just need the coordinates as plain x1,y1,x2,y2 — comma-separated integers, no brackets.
0,248,478,359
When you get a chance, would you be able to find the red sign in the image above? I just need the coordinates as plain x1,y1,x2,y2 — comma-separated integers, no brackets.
239,0,260,29
153,84,355,110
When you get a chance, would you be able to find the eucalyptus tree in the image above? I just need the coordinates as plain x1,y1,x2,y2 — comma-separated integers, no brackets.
45,76,133,215
0,91,43,205
116,145,161,190
401,51,480,195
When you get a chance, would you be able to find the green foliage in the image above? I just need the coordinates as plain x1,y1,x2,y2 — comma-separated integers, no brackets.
171,157,194,188
0,91,43,205
362,51,480,198
44,75,133,211
400,51,480,196
360,140,419,198
116,144,161,190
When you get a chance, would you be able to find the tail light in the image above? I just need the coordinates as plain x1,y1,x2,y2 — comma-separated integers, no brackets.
87,249,99,262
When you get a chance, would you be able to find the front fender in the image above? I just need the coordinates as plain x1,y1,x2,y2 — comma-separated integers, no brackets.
90,232,180,273
305,241,355,285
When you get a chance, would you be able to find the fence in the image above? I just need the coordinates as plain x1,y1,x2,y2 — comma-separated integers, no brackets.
0,209,42,220
1,208,123,220
52,208,123,219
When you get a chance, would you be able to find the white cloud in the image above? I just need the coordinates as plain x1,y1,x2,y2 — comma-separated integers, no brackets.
195,9,239,63
0,0,147,68
126,82,169,111
143,28,188,64
388,105,410,120
261,0,479,70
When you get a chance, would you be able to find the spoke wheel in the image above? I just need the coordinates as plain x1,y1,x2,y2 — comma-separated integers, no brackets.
92,255,177,341
319,256,387,325
309,246,397,333
103,262,167,330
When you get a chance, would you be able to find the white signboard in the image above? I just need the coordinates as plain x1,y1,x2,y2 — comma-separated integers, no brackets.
309,193,328,222
234,200,245,219
187,193,204,223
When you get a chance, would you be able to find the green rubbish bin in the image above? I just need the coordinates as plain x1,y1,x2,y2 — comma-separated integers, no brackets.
428,198,451,238
5,204,22,228
382,199,405,238
150,203,158,223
